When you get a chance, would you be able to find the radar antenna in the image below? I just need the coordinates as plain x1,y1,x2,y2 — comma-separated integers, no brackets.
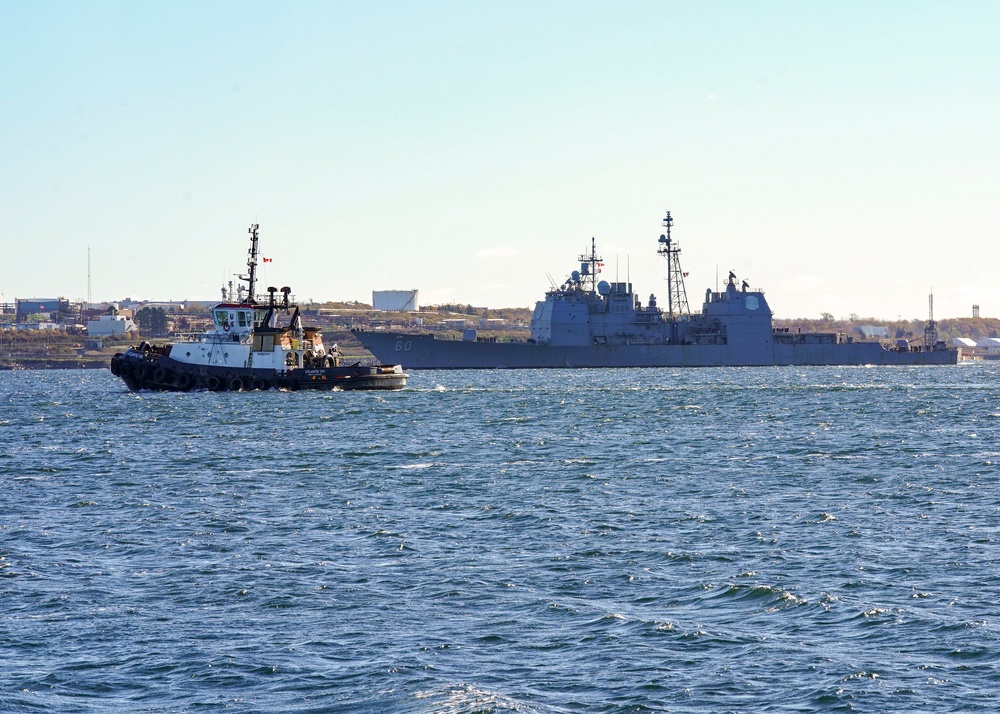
576,237,604,293
657,211,690,318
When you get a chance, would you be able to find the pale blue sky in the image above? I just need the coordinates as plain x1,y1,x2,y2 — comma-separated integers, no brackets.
2,1,997,319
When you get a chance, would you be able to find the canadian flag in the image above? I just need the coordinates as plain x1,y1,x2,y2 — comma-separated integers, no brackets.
263,257,273,263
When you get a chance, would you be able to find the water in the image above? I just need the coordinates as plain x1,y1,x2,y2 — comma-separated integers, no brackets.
2,365,1000,712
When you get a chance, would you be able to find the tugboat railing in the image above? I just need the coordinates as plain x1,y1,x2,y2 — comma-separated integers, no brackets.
171,331,327,354
173,332,252,345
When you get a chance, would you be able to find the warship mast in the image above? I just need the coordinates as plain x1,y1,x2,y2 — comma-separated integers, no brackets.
657,211,690,319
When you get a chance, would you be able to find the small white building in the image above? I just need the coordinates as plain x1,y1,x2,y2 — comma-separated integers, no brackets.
951,337,977,349
88,314,137,337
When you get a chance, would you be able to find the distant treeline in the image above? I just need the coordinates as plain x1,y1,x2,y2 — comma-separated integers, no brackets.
774,316,1000,343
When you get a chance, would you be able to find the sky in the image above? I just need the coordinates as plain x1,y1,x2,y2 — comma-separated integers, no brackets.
2,0,998,320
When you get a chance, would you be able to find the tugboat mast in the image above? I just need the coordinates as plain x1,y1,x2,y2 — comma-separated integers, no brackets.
241,223,260,304
657,211,690,319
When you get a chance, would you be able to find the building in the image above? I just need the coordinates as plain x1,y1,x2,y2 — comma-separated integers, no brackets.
373,289,419,311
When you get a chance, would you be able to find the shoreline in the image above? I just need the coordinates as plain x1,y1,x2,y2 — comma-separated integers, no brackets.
0,357,111,370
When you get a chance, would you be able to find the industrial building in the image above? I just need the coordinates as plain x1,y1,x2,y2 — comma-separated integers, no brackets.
16,297,70,323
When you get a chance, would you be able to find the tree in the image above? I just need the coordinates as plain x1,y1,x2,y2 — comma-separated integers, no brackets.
134,307,168,337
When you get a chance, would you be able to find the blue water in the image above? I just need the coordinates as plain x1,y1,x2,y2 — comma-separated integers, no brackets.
2,365,1000,712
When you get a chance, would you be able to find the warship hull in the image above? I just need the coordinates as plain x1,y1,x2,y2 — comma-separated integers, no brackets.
353,332,959,369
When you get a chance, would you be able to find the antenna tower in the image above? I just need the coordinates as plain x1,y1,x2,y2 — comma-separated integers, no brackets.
86,246,92,318
924,290,938,347
657,211,690,318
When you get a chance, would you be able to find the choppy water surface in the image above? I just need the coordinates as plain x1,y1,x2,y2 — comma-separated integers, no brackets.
3,365,1000,712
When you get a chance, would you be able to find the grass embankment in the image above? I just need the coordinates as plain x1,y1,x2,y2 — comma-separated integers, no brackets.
0,330,126,370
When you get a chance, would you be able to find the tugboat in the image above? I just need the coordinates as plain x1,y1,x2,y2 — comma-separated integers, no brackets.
110,224,408,391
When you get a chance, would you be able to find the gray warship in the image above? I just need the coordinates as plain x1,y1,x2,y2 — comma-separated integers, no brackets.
354,213,959,369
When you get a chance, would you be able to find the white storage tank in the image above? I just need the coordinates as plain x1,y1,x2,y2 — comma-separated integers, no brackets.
372,290,419,311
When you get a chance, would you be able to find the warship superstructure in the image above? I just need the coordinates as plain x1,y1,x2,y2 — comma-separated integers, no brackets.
354,213,958,369
111,224,407,391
